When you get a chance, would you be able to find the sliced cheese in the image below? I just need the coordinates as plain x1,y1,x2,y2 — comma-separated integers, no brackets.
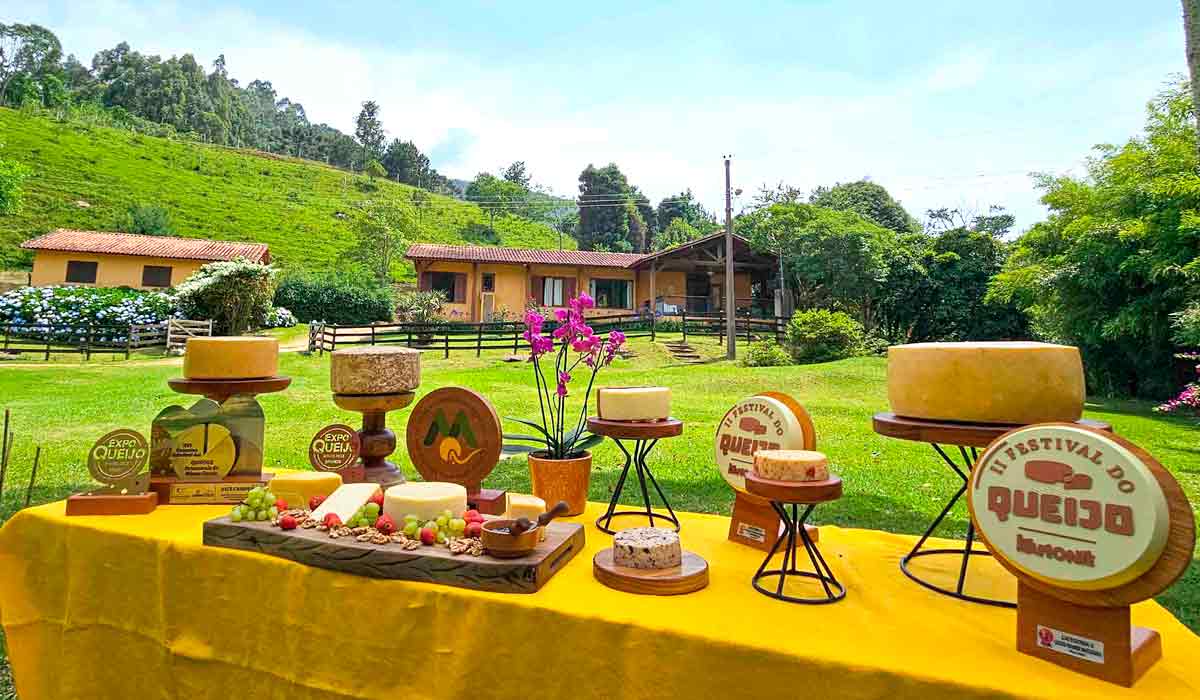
331,346,421,395
183,337,278,380
597,386,671,422
887,342,1085,425
383,481,468,523
504,493,546,541
753,450,829,482
269,472,343,509
310,483,380,524
613,527,682,569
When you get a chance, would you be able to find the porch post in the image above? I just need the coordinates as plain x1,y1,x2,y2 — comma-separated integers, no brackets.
470,262,479,322
649,264,657,314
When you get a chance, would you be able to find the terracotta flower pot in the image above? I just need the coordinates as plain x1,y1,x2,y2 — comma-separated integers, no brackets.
528,451,592,516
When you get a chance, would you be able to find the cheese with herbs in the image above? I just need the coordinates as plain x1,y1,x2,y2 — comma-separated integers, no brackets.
753,450,829,482
269,472,343,509
613,527,682,569
309,483,380,524
183,337,278,379
887,342,1085,425
330,346,420,395
383,481,467,522
597,386,671,422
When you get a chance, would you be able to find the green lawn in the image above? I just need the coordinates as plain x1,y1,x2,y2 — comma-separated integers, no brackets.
0,331,1198,697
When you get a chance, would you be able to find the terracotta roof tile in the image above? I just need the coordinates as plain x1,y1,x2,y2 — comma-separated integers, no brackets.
405,243,646,268
20,230,270,263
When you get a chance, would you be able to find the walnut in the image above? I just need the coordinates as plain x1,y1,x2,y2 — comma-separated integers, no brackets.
351,526,369,536
369,534,390,545
448,537,484,556
300,518,318,529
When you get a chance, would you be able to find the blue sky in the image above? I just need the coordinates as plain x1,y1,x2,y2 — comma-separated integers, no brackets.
10,1,1188,232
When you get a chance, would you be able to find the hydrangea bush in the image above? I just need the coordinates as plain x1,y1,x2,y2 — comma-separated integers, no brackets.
0,286,174,343
1156,363,1200,417
264,306,297,329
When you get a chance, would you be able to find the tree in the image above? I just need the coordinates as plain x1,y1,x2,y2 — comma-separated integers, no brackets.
174,260,276,335
576,163,632,251
652,218,702,250
810,180,920,233
363,159,387,180
1184,0,1200,152
503,161,530,188
342,199,414,283
354,100,385,167
116,203,175,235
989,82,1200,397
751,182,806,208
0,23,62,107
465,172,527,216
656,189,718,233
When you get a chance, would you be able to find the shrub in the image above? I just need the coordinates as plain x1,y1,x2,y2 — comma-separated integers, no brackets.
0,285,174,342
742,340,792,367
264,306,297,329
1173,302,1200,347
395,290,446,325
274,274,393,325
785,309,864,363
0,157,32,215
116,203,175,235
175,259,275,334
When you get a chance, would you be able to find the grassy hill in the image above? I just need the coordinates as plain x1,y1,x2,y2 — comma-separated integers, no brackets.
0,108,571,277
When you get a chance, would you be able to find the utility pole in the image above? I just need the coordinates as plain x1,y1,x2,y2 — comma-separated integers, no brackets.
724,155,736,361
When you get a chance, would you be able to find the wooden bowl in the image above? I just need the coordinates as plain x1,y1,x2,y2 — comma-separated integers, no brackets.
481,518,540,559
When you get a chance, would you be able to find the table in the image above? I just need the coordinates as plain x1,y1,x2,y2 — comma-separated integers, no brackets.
587,417,683,534
1,499,1197,698
871,413,1113,608
746,473,845,604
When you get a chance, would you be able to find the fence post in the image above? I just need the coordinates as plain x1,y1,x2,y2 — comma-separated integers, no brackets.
444,329,450,359
476,325,483,357
83,324,92,361
44,328,51,361
371,325,376,346
682,310,687,344
513,327,519,352
650,312,656,343
407,327,413,348
126,324,133,360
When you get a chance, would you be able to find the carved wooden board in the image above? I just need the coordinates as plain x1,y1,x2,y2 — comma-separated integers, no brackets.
203,516,584,594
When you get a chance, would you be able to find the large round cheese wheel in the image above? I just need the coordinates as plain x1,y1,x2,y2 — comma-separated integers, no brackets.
183,337,278,379
383,481,467,523
887,342,1085,425
597,386,671,421
331,346,421,395
715,395,810,493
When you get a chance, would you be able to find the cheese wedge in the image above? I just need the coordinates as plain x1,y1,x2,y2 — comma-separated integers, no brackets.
504,493,546,541
310,483,381,524
753,450,829,482
383,481,468,523
331,346,421,395
887,342,1085,425
184,336,278,379
269,472,343,509
597,386,671,421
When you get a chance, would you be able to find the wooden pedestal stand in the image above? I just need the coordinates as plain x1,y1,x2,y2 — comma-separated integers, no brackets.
405,388,507,514
333,392,415,488
152,377,290,504
968,424,1194,687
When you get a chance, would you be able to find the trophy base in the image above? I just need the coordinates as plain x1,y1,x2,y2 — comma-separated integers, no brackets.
66,491,158,516
150,474,274,505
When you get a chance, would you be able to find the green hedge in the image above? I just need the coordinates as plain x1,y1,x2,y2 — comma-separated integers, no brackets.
274,275,393,325
785,309,864,363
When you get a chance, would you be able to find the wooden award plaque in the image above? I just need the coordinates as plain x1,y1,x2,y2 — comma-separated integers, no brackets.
406,387,508,514
969,423,1195,687
66,429,159,516
716,392,817,551
309,424,365,483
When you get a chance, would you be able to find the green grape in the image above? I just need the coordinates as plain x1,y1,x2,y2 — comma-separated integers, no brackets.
402,522,419,537
435,531,447,544
268,507,279,520
404,513,419,523
449,518,466,534
230,508,242,522
256,510,268,521
423,520,438,532
263,491,275,504
435,515,449,529
364,503,381,518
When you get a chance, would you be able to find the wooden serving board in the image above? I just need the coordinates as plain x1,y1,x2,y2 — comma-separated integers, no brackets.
203,516,585,594
593,548,709,596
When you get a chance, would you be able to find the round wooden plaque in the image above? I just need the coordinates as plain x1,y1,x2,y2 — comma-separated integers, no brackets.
308,424,361,472
593,549,709,596
968,423,1195,607
88,428,149,484
714,392,816,494
405,387,503,490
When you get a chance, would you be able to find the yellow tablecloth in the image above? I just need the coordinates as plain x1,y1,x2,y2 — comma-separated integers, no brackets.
1,500,1198,699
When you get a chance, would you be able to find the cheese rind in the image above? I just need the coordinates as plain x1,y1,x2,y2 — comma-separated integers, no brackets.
331,346,421,395
887,342,1085,425
597,386,671,422
310,483,381,524
269,472,343,509
753,450,829,482
613,527,682,569
183,337,278,379
383,481,468,523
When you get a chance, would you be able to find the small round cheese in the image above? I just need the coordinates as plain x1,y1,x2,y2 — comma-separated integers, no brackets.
597,386,671,421
613,527,682,569
383,481,467,523
183,337,278,379
753,450,829,482
887,342,1085,425
331,346,421,396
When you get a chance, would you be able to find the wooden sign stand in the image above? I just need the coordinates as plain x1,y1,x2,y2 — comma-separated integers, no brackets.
406,387,508,515
333,392,416,487
67,429,159,516
309,424,366,484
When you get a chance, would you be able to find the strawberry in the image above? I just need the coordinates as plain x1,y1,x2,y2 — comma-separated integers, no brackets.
279,514,298,530
368,491,385,507
374,514,396,535
274,498,289,512
465,521,483,538
419,527,436,546
323,513,342,529
309,494,326,511
464,509,482,523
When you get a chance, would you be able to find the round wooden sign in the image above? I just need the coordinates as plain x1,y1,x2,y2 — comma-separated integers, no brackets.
968,423,1195,607
308,424,361,472
405,387,502,490
714,392,816,493
88,429,150,485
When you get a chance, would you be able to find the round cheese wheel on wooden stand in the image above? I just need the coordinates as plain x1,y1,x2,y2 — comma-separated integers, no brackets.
331,346,421,395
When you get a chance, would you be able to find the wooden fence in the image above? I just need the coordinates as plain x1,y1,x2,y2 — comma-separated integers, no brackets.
0,321,168,360
167,319,213,352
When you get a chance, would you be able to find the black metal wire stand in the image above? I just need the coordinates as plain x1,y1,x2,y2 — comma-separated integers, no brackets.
752,501,844,604
899,443,1015,608
595,438,681,534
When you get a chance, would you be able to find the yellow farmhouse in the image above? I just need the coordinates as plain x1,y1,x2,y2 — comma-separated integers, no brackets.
405,231,781,322
21,229,271,289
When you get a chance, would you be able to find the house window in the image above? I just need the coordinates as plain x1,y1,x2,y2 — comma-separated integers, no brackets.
482,272,495,293
542,277,566,307
590,278,632,309
424,271,466,303
65,260,98,284
430,272,457,301
141,265,173,288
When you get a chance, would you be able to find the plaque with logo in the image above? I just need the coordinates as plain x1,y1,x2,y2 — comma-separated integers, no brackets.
405,387,507,514
66,428,159,516
714,392,817,551
969,423,1194,686
309,423,364,483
